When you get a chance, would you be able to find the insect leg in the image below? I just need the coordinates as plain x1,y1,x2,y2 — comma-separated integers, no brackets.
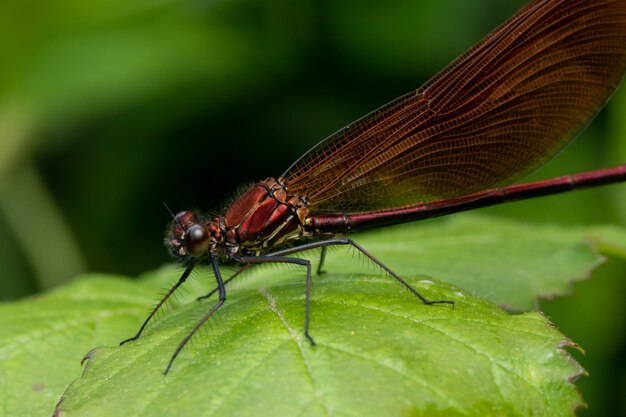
120,258,200,346
340,238,454,306
317,246,327,275
265,238,454,306
234,255,315,345
195,263,253,301
164,254,225,375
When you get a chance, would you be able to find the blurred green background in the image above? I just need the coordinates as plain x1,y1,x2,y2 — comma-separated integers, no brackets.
0,0,624,415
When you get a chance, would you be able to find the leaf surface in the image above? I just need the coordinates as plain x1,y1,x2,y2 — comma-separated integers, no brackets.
3,216,621,416
340,216,626,309
55,272,583,416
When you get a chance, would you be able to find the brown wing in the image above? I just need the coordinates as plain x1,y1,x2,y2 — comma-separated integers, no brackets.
282,0,626,213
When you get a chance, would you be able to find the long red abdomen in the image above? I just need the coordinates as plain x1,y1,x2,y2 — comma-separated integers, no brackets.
306,165,626,234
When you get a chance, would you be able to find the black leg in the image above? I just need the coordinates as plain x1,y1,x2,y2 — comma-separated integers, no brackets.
160,237,452,374
263,237,454,307
195,264,252,301
317,246,327,275
234,255,316,345
120,258,200,346
343,238,454,306
164,254,226,375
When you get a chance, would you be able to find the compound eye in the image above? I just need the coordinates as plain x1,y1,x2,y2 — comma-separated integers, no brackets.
184,224,210,257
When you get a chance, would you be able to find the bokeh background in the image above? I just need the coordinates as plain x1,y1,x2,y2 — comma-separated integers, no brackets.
0,0,625,415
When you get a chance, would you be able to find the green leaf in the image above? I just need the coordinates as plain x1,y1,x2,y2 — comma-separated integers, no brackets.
574,224,626,259
5,215,622,416
53,270,582,417
0,274,159,417
339,216,625,310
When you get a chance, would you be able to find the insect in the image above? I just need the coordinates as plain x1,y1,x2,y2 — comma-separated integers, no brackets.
121,0,626,374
